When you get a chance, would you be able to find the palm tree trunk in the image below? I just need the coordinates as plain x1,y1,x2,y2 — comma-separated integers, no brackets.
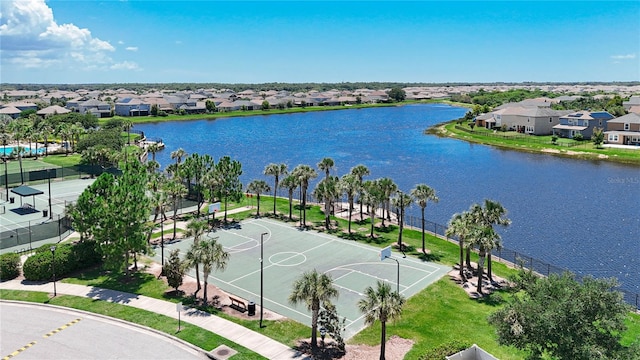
421,207,426,254
347,204,352,234
311,306,319,350
256,194,261,216
288,192,293,220
487,253,493,282
203,278,208,304
466,247,472,270
477,248,486,294
194,263,201,297
370,211,375,238
459,237,465,280
380,321,386,360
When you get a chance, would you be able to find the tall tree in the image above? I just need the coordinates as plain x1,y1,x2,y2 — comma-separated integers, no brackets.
164,179,187,240
313,176,340,229
215,156,244,222
289,269,339,351
445,211,474,280
246,179,270,217
183,153,215,217
280,174,299,221
350,164,370,221
264,163,288,216
357,281,406,360
410,184,439,254
339,174,359,234
362,179,384,238
377,177,397,226
467,225,500,294
185,236,229,304
470,199,510,282
184,218,209,297
291,164,317,227
317,157,335,181
391,191,412,251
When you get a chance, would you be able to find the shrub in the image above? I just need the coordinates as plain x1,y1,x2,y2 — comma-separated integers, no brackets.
23,241,100,281
573,133,584,141
0,253,21,280
551,134,558,144
418,340,472,360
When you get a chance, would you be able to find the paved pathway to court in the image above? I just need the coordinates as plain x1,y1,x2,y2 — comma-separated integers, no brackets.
0,279,302,359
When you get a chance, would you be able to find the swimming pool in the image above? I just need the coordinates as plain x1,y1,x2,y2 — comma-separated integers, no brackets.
1,146,46,156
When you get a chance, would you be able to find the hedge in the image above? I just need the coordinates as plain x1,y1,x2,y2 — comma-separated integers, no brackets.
0,253,21,281
23,240,101,281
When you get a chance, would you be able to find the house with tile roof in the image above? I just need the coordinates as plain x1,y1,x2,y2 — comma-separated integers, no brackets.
604,112,640,146
78,98,112,118
37,105,71,117
115,98,151,116
553,111,614,139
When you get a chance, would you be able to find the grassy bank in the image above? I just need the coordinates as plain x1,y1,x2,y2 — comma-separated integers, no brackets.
429,121,640,165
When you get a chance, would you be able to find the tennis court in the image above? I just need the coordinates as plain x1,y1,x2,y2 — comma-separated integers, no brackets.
0,178,95,251
157,217,450,338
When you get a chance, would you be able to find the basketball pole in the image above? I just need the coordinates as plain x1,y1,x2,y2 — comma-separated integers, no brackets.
260,232,268,328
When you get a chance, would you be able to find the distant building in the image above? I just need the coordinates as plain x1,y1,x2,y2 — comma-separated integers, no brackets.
604,112,640,145
553,111,614,139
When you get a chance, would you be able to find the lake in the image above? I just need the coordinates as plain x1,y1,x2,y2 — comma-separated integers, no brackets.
135,104,640,296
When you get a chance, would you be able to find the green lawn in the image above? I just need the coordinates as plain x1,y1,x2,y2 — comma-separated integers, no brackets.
435,122,640,165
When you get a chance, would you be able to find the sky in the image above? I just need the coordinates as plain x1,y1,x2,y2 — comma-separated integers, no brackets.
0,0,639,84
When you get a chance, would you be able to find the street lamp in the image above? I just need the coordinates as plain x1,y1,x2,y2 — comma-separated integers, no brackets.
50,245,57,297
2,155,8,200
259,232,268,328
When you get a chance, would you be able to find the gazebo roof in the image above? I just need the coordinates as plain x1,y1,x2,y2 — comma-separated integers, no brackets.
11,185,44,197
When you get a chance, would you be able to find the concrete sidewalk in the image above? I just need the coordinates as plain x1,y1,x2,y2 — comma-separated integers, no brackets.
0,279,302,359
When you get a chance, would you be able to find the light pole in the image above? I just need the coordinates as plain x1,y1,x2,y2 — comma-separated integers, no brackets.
50,245,57,297
259,232,268,328
2,155,8,200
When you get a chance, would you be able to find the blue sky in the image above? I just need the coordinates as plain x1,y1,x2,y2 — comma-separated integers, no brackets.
1,1,638,84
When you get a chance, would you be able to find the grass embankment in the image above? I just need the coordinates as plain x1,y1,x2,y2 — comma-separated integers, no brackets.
429,121,640,165
0,290,265,359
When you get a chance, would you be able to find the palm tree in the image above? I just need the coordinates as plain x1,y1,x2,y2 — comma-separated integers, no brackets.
280,174,299,221
56,122,72,156
122,118,133,145
313,176,340,229
357,281,406,360
317,157,334,181
289,269,339,351
147,142,161,162
164,179,188,240
184,218,209,297
185,237,229,304
350,164,370,221
446,211,474,280
377,177,397,226
391,191,412,251
470,199,510,282
410,184,439,254
246,179,270,217
362,180,384,238
38,120,53,157
7,118,28,183
339,174,359,234
291,164,317,227
170,147,187,171
264,163,288,216
467,225,501,294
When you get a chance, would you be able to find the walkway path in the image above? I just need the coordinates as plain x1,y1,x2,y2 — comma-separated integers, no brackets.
0,279,302,359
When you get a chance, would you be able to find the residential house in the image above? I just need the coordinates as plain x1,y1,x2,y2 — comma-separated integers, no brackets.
0,105,22,119
78,98,112,118
604,112,640,146
553,111,614,139
623,96,640,111
115,98,151,117
480,106,571,135
5,101,38,112
37,105,71,117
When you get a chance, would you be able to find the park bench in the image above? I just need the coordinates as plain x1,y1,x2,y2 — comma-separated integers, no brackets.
228,296,247,313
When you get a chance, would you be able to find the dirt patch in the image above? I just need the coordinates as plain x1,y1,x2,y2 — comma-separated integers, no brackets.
448,263,508,299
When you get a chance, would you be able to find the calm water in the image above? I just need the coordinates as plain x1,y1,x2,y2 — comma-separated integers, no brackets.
135,105,640,294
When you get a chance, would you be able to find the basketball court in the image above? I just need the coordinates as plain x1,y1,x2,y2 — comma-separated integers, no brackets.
155,217,450,338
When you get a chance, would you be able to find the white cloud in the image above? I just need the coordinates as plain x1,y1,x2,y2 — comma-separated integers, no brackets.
125,46,138,52
0,0,137,75
610,54,636,60
111,61,140,70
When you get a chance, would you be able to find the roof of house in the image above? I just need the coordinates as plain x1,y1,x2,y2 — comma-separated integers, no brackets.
37,105,71,115
562,111,614,120
553,124,588,130
0,106,21,114
608,112,640,124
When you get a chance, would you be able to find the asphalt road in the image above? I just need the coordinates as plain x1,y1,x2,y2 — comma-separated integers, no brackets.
0,302,205,359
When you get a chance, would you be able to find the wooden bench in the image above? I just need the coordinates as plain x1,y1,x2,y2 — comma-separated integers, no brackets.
228,296,246,313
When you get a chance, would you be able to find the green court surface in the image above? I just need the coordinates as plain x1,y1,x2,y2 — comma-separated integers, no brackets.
156,217,451,339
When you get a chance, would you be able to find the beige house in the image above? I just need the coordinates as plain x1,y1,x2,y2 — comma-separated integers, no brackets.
604,112,640,146
479,106,571,135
